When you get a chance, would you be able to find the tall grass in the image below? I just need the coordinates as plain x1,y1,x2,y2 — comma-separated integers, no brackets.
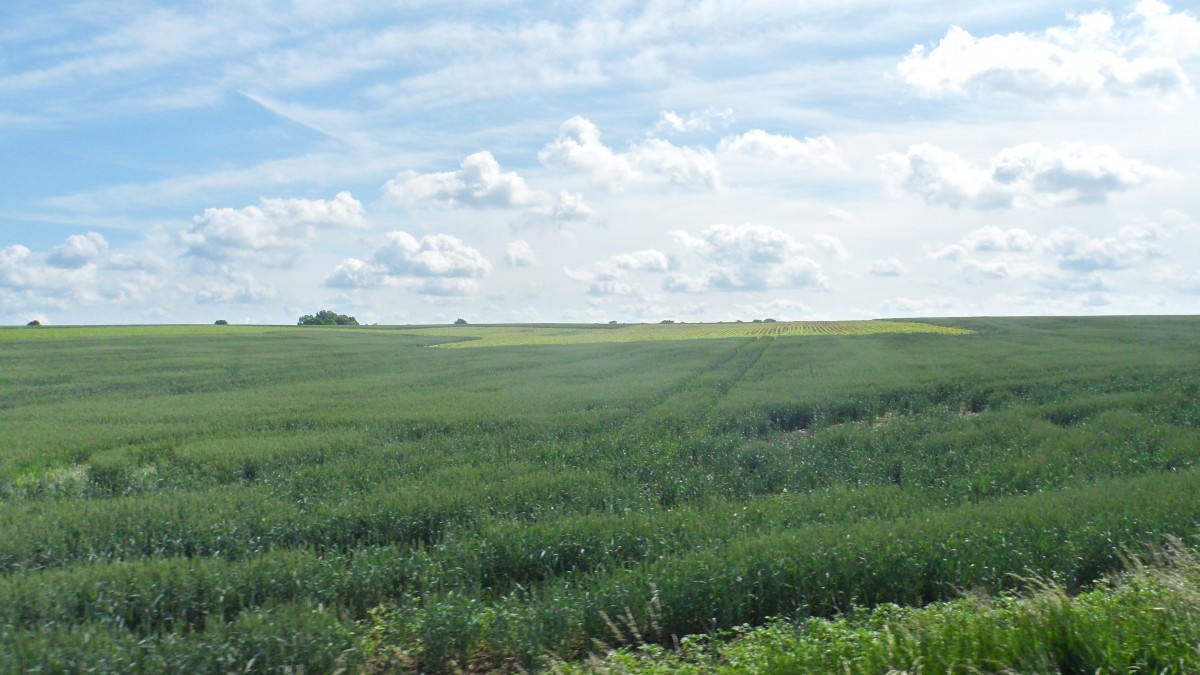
570,540,1200,674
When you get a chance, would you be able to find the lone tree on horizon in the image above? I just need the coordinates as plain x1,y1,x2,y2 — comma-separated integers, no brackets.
298,310,359,326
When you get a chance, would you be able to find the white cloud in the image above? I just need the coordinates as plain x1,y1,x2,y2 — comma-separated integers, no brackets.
1044,223,1165,271
653,107,735,135
324,257,383,290
718,130,844,168
607,249,671,273
666,223,826,293
1132,0,1200,60
47,232,108,269
565,248,671,297
505,240,537,268
812,234,850,261
385,151,594,226
538,117,635,189
106,251,169,273
869,257,906,276
181,191,367,265
958,258,1015,281
825,207,854,223
0,245,35,289
0,242,99,307
540,116,721,191
962,226,1037,252
931,227,1039,262
371,231,492,278
195,271,277,304
929,244,968,262
880,142,1166,209
325,230,491,296
899,1,1200,100
927,221,1173,292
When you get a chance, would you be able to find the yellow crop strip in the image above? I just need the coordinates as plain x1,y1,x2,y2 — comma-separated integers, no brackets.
398,320,972,348
0,325,283,340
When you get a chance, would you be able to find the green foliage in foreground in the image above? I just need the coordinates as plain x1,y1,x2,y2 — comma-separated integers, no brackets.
570,541,1200,674
1,316,1199,672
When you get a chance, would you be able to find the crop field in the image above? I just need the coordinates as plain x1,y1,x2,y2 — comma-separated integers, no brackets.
387,319,971,348
2,316,1200,672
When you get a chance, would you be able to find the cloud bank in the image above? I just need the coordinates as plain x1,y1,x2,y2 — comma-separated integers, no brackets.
900,0,1200,100
880,142,1166,209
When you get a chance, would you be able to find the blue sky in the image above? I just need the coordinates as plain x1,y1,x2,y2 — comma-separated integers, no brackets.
2,0,1198,325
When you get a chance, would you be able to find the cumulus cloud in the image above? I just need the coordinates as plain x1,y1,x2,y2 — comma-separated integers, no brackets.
0,242,100,308
324,257,382,290
565,248,671,297
718,130,844,168
373,232,492,278
0,245,36,289
607,249,671,273
505,240,537,267
195,271,277,304
182,191,367,265
931,227,1039,261
870,258,906,276
929,229,1046,283
106,250,169,273
928,221,1171,290
958,258,1016,281
540,116,721,191
1045,223,1165,271
880,142,1166,209
963,226,1038,252
47,232,108,269
326,231,492,296
899,1,1200,100
653,107,735,135
385,151,594,226
811,234,850,261
665,223,826,293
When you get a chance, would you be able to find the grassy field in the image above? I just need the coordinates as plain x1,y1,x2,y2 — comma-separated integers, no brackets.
383,319,972,348
1,316,1199,672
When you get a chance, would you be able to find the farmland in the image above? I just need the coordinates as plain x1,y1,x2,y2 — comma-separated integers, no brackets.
2,316,1199,672
388,319,971,348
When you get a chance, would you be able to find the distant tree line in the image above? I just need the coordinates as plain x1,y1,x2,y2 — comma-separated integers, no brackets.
298,310,359,326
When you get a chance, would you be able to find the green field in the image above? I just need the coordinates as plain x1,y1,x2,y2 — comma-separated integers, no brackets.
386,319,972,348
2,316,1199,672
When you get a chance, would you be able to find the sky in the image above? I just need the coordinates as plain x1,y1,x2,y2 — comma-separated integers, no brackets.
1,0,1198,326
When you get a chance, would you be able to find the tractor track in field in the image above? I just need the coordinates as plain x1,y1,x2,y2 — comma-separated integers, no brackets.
617,338,773,438
697,337,771,433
